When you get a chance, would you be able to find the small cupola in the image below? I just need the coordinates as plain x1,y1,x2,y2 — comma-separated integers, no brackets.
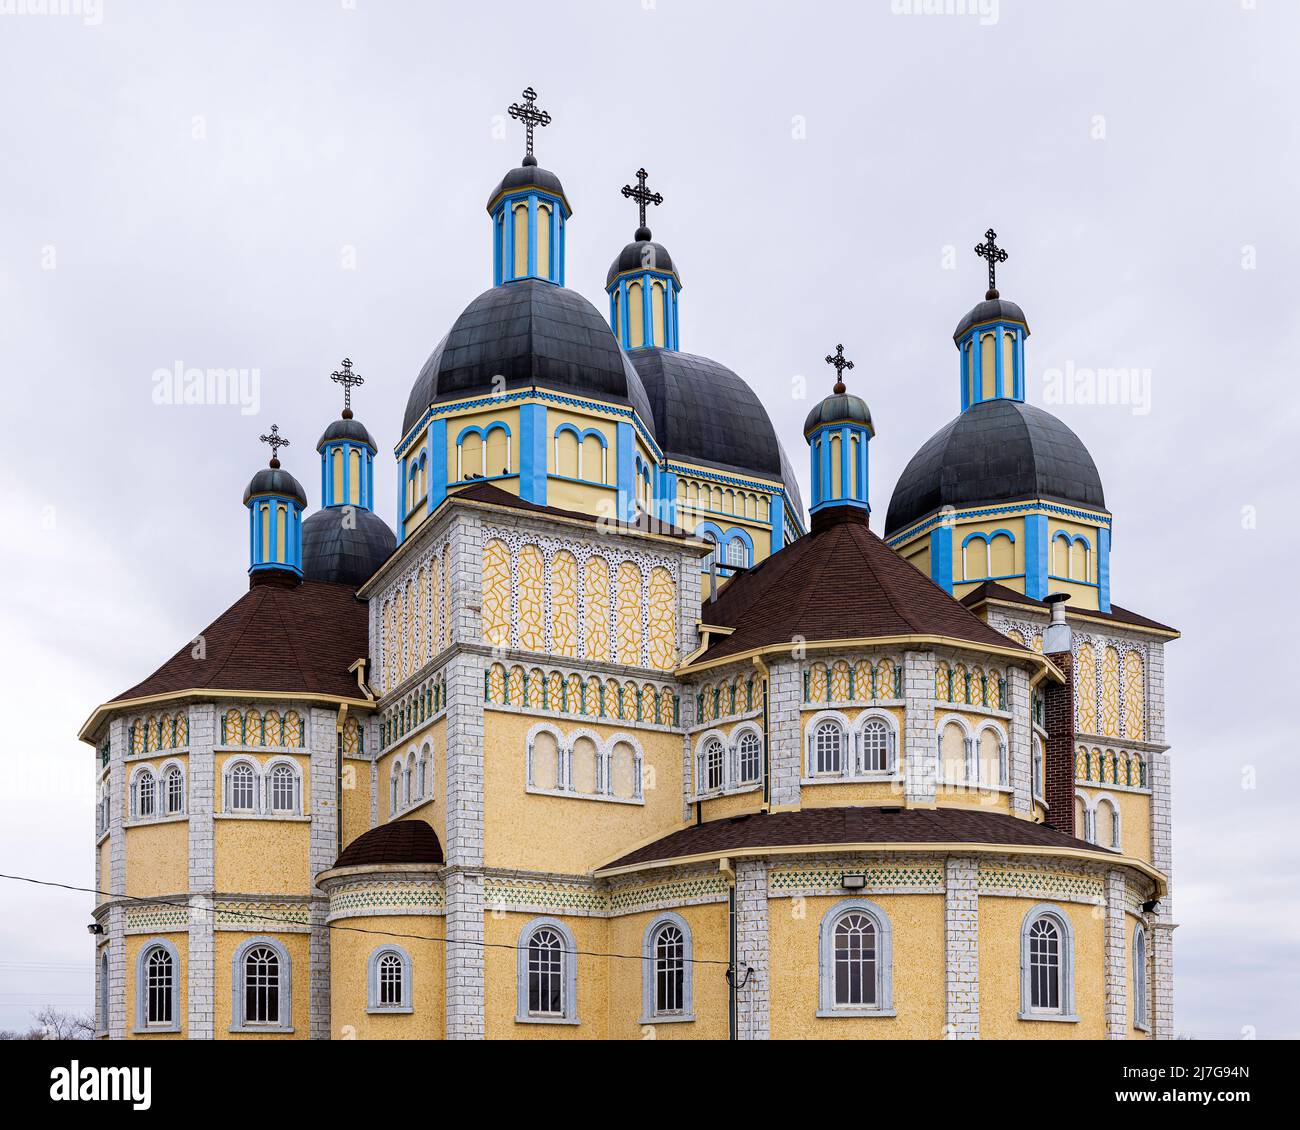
317,358,377,510
244,424,306,584
487,87,571,287
606,167,680,351
954,228,1029,410
805,344,872,520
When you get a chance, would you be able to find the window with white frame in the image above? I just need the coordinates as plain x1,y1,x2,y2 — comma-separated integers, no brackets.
391,762,401,814
725,537,748,568
227,761,257,812
418,743,430,799
641,913,694,1023
404,755,414,805
136,940,179,1032
164,765,184,815
737,730,762,785
1133,925,1149,1030
1032,737,1045,799
1020,905,1076,1020
133,769,156,820
817,899,894,1016
700,532,718,572
99,949,108,1032
702,737,725,792
516,918,577,1024
858,718,890,773
367,945,413,1014
232,937,291,1031
811,719,844,776
265,762,301,814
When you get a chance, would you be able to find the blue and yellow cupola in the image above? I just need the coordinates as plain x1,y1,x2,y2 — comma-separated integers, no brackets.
956,229,1029,410
805,344,872,519
606,167,680,351
488,87,571,286
316,359,376,510
244,425,306,583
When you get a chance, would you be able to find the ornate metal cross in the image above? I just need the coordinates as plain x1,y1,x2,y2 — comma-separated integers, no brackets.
621,167,663,230
330,357,364,414
974,228,1008,296
825,343,854,392
259,424,289,465
508,86,551,160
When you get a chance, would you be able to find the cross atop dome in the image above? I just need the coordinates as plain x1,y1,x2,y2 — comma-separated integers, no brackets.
508,86,551,166
974,228,1008,300
621,167,663,240
330,357,365,419
825,343,854,395
259,424,290,468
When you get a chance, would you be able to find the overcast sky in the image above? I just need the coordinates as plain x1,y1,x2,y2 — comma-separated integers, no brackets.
0,0,1296,1037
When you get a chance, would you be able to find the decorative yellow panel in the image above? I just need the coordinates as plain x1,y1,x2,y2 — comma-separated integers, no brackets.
488,664,506,704
147,717,160,751
416,566,428,668
659,687,676,726
566,673,583,714
284,711,302,747
1100,646,1120,736
616,561,643,666
342,716,360,755
1006,629,1025,646
441,548,452,651
481,539,511,648
384,601,397,690
854,660,872,698
1075,642,1097,733
517,544,545,651
528,669,546,710
1124,651,1145,740
808,663,828,703
264,711,282,747
641,683,657,723
936,663,950,702
1075,747,1087,780
551,550,579,658
244,710,263,746
622,681,638,721
175,714,188,747
547,671,564,710
647,566,677,670
604,678,620,719
830,661,851,703
223,709,240,747
584,556,610,662
954,664,968,705
1031,633,1043,654
507,666,524,705
586,676,602,716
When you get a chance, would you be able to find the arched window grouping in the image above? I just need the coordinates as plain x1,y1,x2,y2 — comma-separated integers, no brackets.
527,725,644,803
130,761,186,822
1075,791,1122,849
220,707,305,749
693,725,763,797
804,658,899,704
936,717,1008,788
456,422,511,482
553,424,608,483
694,523,752,572
390,743,434,817
127,712,189,755
803,712,899,781
222,758,303,816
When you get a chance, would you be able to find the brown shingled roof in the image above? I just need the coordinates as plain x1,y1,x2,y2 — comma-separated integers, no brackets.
334,819,444,869
692,508,1025,664
602,805,1108,871
109,578,369,704
960,580,1178,636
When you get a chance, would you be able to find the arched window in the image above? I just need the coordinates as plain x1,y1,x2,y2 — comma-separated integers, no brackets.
1020,906,1077,1021
701,737,725,793
404,756,414,805
810,719,845,776
227,761,256,813
516,918,577,1024
133,769,156,820
858,717,890,773
391,762,402,814
700,531,718,572
163,765,184,815
1032,737,1045,800
725,537,748,568
99,949,109,1034
737,730,762,785
233,938,290,1031
418,744,431,799
136,940,179,1032
266,763,300,814
641,913,694,1023
367,945,413,1014
1133,926,1149,1031
818,900,894,1016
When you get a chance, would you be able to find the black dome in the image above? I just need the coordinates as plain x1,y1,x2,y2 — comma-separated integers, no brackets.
486,163,569,212
804,392,873,437
243,466,306,507
317,417,377,452
606,233,677,287
302,506,395,587
628,348,804,520
401,280,656,438
884,399,1106,536
954,297,1029,341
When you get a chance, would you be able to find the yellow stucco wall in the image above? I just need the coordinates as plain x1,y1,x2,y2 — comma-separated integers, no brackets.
978,896,1105,1039
1078,785,1151,863
125,821,188,897
214,820,311,894
124,932,187,1038
341,756,373,850
213,931,310,1039
484,912,609,1040
327,912,443,1040
483,712,685,874
606,903,729,1040
769,893,947,1039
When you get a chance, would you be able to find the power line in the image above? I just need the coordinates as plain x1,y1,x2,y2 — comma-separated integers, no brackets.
0,873,732,968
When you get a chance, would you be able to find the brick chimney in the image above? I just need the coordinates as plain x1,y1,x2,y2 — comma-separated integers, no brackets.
1041,593,1076,836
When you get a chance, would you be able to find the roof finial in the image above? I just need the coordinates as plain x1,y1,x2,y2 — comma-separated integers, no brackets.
259,424,290,469
330,357,365,419
974,228,1008,300
825,343,854,396
620,167,663,241
508,86,551,167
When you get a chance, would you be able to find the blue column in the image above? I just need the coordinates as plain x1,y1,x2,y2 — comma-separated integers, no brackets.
428,419,447,513
770,494,784,553
1097,525,1112,612
616,421,635,522
518,404,548,505
819,434,832,506
396,455,408,545
642,275,653,346
341,444,351,506
493,212,503,286
839,426,850,500
930,526,954,594
995,325,1005,399
320,449,328,508
960,344,970,411
1024,513,1048,599
659,469,678,529
859,433,870,504
527,195,538,278
366,452,374,510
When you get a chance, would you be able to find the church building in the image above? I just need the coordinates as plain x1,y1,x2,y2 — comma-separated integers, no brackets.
81,89,1177,1040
